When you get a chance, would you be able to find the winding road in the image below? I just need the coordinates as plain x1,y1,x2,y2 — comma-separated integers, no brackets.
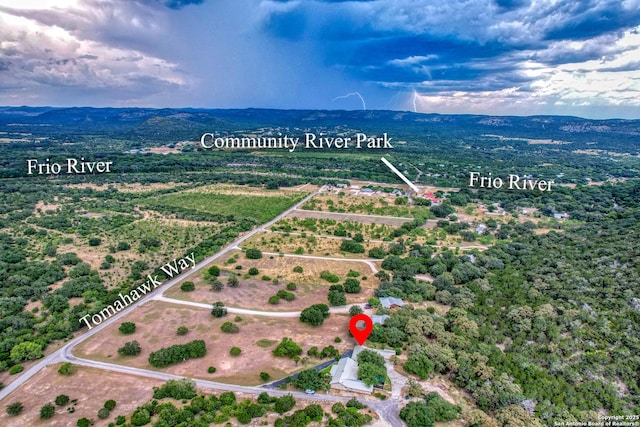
0,187,407,426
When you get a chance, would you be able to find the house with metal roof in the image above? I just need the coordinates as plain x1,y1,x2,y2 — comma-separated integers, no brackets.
329,356,373,394
379,297,404,309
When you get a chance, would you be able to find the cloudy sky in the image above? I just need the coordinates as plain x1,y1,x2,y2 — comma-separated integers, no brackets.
0,0,639,118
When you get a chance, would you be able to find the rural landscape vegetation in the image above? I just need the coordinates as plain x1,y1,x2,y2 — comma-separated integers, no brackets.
0,107,638,426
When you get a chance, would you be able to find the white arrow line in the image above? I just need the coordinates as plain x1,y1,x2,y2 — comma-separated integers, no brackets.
381,157,420,193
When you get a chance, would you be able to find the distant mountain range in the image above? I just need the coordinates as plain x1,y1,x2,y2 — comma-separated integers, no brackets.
1,106,638,149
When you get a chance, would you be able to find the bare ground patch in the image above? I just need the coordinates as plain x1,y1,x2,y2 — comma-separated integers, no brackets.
0,364,160,427
73,301,355,386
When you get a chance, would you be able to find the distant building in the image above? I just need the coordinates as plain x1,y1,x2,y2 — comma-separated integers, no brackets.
476,224,487,233
423,192,441,203
379,297,404,309
554,213,570,220
371,315,389,326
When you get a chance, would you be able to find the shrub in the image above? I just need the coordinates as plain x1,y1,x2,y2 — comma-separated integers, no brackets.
344,278,361,293
40,403,55,419
334,336,342,343
211,302,228,317
274,395,296,414
220,322,239,333
320,270,340,283
77,418,91,427
131,407,151,426
55,394,70,406
148,340,206,368
118,341,142,356
6,402,23,415
293,265,303,273
104,400,116,411
180,281,195,292
9,364,23,375
300,304,330,326
208,366,217,373
210,279,224,292
245,248,262,259
208,265,220,277
260,371,271,381
347,270,361,277
248,267,259,276
177,326,188,335
272,338,302,358
350,305,364,316
58,362,77,375
153,378,197,400
98,407,110,419
119,322,136,334
227,275,239,287
328,289,347,306
286,282,297,291
340,240,365,253
117,241,131,251
230,347,242,356
269,295,280,304
88,237,101,246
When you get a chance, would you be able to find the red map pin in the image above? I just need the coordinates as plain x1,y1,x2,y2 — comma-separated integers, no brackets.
349,313,373,345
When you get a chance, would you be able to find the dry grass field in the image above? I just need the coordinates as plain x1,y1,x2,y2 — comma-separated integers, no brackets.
74,301,354,386
0,365,160,427
165,251,379,311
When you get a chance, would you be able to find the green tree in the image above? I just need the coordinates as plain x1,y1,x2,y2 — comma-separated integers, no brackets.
104,400,116,410
211,302,227,317
118,340,142,356
210,279,224,292
293,265,303,273
6,402,23,415
300,304,330,326
245,249,262,259
76,418,91,427
274,394,296,414
248,267,259,275
349,305,364,316
230,347,242,356
40,403,55,419
208,265,220,277
177,326,188,335
295,369,325,391
58,362,77,376
180,281,195,292
344,278,361,293
10,341,43,363
328,289,347,306
131,407,151,426
340,240,365,253
272,338,302,358
55,394,70,406
227,275,239,287
119,322,136,334
98,407,110,419
220,322,239,333
260,371,271,381
404,353,434,379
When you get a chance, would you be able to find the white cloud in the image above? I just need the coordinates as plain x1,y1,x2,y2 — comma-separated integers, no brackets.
0,1,185,104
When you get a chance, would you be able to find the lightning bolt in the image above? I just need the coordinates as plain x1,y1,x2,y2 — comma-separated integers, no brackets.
332,92,366,110
412,91,426,113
